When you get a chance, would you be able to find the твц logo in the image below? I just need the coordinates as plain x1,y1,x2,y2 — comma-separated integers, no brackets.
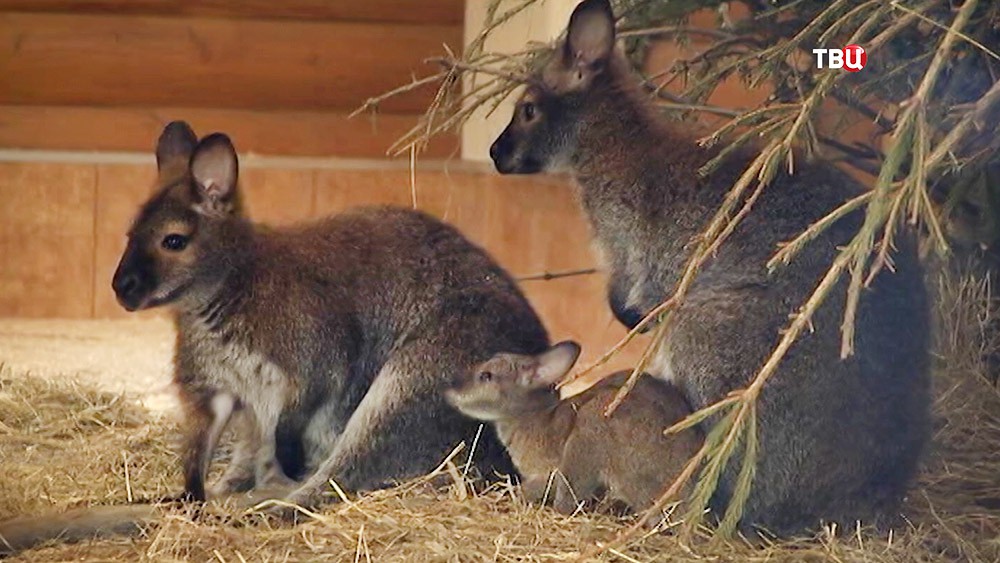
813,45,867,72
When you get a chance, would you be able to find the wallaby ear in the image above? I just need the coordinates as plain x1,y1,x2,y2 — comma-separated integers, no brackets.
530,341,582,387
564,0,615,69
189,133,238,215
155,121,197,173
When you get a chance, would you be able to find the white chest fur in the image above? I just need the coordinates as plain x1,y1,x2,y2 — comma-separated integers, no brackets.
185,322,294,425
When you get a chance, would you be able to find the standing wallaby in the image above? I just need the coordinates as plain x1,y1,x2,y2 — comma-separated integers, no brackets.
446,341,702,516
489,0,931,536
111,122,549,507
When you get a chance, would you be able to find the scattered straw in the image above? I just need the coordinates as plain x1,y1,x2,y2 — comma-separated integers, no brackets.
1,267,999,561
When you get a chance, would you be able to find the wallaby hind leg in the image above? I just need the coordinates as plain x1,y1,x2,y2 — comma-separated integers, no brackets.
208,410,257,497
248,400,297,490
551,468,601,515
281,340,482,510
182,392,238,501
551,437,604,515
521,474,556,506
612,473,681,529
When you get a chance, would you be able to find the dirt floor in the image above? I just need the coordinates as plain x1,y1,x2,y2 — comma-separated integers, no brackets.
1,277,1000,562
0,318,177,413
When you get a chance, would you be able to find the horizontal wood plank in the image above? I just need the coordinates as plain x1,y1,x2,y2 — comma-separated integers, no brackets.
0,0,463,25
0,105,457,158
0,13,458,113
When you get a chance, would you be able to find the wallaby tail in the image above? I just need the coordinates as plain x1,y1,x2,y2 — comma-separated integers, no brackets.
0,504,158,556
0,486,293,556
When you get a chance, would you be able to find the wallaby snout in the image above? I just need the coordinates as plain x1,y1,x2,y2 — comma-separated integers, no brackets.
610,298,647,331
489,128,519,174
111,244,155,311
490,126,541,175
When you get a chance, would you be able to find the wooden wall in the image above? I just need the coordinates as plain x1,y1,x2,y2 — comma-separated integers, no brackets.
0,0,461,157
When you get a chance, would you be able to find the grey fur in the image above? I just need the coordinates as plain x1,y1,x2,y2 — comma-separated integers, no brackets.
112,122,548,504
488,0,931,536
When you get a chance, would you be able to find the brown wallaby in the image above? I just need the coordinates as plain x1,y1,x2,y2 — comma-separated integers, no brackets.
489,0,931,536
2,122,551,555
109,123,548,504
446,341,702,517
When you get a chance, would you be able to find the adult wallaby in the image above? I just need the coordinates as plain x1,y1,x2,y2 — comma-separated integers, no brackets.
445,341,702,516
1,122,550,555
489,0,930,536
111,123,546,503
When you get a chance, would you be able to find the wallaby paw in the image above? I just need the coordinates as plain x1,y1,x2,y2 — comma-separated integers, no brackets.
256,470,298,490
208,476,255,499
166,490,206,504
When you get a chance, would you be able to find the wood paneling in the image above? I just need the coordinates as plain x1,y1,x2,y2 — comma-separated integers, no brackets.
0,13,458,113
0,0,464,25
0,105,455,158
0,162,96,318
314,169,421,215
241,168,315,226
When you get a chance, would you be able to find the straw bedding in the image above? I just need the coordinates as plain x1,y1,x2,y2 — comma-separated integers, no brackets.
1,268,998,562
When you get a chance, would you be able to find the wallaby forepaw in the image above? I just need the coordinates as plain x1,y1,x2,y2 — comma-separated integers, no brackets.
208,476,255,499
256,470,298,490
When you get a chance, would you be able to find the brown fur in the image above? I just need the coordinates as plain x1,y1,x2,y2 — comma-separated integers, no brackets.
112,122,549,508
0,487,286,556
0,505,156,556
445,342,702,516
488,0,931,536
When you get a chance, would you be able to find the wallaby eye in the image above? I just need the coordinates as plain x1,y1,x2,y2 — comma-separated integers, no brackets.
478,371,494,383
161,233,189,252
522,102,536,121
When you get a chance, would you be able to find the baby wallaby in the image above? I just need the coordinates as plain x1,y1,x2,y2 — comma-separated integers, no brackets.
446,341,702,516
489,0,931,536
111,122,548,508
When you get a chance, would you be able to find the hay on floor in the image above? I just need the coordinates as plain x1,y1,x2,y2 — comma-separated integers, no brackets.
1,272,999,562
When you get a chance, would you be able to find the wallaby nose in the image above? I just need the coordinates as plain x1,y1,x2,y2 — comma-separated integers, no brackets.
489,137,502,163
112,272,141,300
489,136,512,174
614,306,647,332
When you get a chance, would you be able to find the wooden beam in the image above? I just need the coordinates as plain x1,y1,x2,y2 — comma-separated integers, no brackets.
0,13,458,113
0,0,464,25
0,105,457,158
